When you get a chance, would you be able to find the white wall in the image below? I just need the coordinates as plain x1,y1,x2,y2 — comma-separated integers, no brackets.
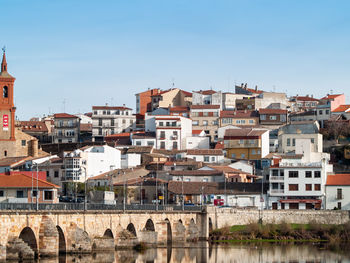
186,154,224,163
229,161,254,174
261,130,270,158
326,186,350,210
186,136,209,149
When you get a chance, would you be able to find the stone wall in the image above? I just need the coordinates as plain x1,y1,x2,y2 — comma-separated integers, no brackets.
207,207,350,229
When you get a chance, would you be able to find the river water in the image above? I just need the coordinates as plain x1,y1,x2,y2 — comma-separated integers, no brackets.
12,243,350,263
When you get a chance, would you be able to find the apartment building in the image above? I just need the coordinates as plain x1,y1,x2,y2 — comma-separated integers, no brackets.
320,94,345,112
223,128,269,168
290,95,319,112
236,92,288,111
192,90,222,107
150,88,192,111
268,139,333,210
145,115,192,150
135,88,160,115
185,149,225,163
278,121,322,153
259,108,288,126
220,110,259,127
325,173,350,210
190,105,220,143
91,106,135,142
53,113,80,143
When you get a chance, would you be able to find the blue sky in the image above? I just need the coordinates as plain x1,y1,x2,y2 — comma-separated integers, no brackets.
1,0,350,119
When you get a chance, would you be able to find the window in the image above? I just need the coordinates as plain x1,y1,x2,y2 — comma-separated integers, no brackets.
249,120,254,124
272,183,279,189
54,171,59,178
173,131,178,136
98,119,102,126
3,86,8,98
252,149,256,154
269,115,277,120
311,138,315,143
44,190,53,200
122,119,126,124
241,153,245,158
289,184,299,191
4,150,7,157
241,120,246,124
337,188,343,200
111,119,115,126
289,171,298,178
203,120,208,126
305,184,312,191
21,140,26,146
260,115,266,120
159,122,164,126
314,184,321,191
272,170,279,177
203,178,208,182
211,156,215,162
292,138,296,146
305,171,312,178
326,110,330,115
46,171,50,178
160,131,165,139
32,190,38,197
136,141,141,146
203,112,208,117
147,141,154,146
193,121,199,126
231,153,236,158
0,190,3,197
16,190,24,198
287,138,291,146
212,120,218,125
239,139,244,144
160,142,165,149
204,156,209,162
319,110,323,115
236,120,241,124
172,141,178,150
314,171,321,178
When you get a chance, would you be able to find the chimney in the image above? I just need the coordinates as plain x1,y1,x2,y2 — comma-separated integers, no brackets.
241,83,244,88
244,83,247,89
255,85,258,91
29,139,39,157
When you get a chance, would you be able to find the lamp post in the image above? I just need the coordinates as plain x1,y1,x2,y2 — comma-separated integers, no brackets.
81,166,87,211
36,164,39,211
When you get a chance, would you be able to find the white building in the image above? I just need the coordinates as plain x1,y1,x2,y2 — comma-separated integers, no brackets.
63,145,121,184
325,174,350,210
185,149,225,163
185,130,210,149
268,139,333,210
229,160,254,175
145,115,192,150
131,132,156,147
121,153,141,169
92,106,136,142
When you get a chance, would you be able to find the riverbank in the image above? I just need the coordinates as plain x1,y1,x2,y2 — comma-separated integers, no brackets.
209,221,350,243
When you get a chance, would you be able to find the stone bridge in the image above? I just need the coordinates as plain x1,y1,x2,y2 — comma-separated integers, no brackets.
1,207,349,261
0,210,208,261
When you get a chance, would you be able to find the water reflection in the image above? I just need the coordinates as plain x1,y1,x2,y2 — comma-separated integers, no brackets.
17,243,350,263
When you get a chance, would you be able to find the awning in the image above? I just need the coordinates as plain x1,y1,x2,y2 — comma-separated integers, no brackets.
279,199,322,204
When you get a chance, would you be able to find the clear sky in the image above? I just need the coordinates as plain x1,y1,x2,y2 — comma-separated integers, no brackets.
1,0,350,119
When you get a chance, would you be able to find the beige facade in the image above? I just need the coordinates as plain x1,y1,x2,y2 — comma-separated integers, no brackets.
152,88,191,110
190,105,220,143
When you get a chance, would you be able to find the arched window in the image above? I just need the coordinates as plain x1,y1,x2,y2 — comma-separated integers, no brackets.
3,86,8,98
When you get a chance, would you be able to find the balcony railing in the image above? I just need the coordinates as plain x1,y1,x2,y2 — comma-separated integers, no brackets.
270,189,284,194
270,176,284,181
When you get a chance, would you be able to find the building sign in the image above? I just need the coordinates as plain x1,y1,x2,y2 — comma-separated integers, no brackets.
3,115,8,131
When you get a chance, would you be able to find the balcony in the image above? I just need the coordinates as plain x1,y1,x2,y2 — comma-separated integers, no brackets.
270,176,284,181
270,189,284,194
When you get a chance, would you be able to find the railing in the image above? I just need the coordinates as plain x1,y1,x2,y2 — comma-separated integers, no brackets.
0,203,203,212
269,189,284,194
270,176,284,181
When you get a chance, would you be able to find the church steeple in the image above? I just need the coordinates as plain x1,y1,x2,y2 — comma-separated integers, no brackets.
1,47,7,72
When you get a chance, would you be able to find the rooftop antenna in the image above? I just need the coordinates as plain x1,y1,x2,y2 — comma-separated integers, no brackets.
171,78,175,88
330,89,333,95
2,46,5,53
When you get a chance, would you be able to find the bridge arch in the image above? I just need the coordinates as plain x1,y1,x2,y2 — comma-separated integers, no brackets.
145,219,155,231
164,218,172,244
19,227,38,257
103,229,114,238
127,223,137,237
56,226,66,254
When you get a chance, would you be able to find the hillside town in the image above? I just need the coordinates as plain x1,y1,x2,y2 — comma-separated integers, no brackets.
1,51,350,211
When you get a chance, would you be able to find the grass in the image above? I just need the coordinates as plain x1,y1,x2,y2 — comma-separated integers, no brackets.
210,221,350,243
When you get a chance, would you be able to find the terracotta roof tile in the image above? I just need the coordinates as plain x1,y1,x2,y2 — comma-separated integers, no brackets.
186,149,223,156
20,121,48,132
54,113,79,119
326,174,350,186
220,110,259,118
191,105,220,109
92,106,132,110
0,173,59,188
332,105,350,113
259,109,287,114
321,94,343,100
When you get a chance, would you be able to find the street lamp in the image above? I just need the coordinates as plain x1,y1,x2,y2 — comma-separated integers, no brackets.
81,166,87,211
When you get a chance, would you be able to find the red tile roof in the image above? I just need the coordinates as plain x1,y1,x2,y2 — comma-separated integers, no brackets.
194,90,217,95
20,121,48,132
191,105,220,109
246,88,263,94
0,173,59,188
92,106,132,110
224,128,267,138
326,174,350,186
294,96,319,102
220,110,259,118
169,106,189,112
321,94,343,100
182,90,192,97
186,149,223,156
192,129,204,135
54,113,79,119
332,105,350,113
259,109,287,114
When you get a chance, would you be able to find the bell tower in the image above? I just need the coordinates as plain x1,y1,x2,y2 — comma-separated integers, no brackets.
0,48,16,141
